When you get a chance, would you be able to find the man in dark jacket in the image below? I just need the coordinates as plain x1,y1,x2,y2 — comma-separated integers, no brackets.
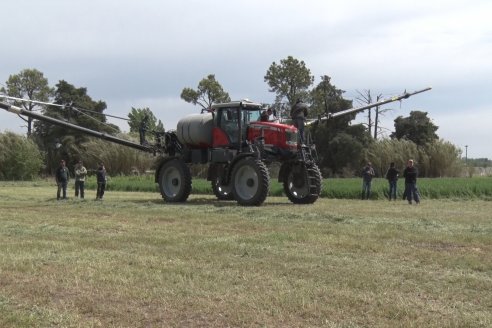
403,159,420,204
385,162,399,201
96,163,107,200
55,160,70,200
290,99,308,143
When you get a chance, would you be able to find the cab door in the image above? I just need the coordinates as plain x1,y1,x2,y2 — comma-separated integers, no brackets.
212,108,239,147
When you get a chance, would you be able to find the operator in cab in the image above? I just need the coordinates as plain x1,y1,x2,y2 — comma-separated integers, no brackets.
260,108,276,122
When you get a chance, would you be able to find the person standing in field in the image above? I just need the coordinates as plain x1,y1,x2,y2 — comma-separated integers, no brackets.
385,162,399,201
403,159,420,204
361,162,375,200
74,160,87,199
55,159,70,200
96,163,107,200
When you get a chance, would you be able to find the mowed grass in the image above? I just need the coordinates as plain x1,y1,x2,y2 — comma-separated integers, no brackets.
80,175,492,200
0,183,491,327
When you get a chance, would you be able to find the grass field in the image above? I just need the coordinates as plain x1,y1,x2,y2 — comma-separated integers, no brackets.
79,175,492,200
0,183,491,327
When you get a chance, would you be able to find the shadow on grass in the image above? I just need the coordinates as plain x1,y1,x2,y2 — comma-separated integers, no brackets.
126,197,295,207
40,194,297,207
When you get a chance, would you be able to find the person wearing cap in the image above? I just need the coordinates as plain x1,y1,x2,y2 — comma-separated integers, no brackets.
361,162,375,200
74,160,87,199
55,159,70,200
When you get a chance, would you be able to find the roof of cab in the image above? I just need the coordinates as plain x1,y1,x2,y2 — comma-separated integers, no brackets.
212,99,262,110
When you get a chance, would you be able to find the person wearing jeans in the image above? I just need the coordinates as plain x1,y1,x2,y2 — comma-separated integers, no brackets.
361,162,375,200
96,163,107,200
403,159,420,204
74,160,87,199
385,162,399,201
55,160,69,200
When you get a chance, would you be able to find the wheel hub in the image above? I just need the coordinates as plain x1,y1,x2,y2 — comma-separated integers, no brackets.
234,165,258,200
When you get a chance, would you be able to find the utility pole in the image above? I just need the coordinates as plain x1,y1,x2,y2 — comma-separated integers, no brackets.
465,145,468,166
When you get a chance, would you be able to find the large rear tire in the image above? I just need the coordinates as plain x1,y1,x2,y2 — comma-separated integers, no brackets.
232,158,270,206
282,162,322,204
158,158,192,202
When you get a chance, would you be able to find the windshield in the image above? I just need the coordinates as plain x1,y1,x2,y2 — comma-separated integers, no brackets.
217,107,265,144
245,109,262,123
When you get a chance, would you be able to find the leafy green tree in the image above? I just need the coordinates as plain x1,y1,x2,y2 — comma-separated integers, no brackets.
309,76,372,176
128,107,164,133
366,138,462,178
391,111,439,146
310,75,351,118
366,138,419,177
181,74,230,110
264,56,314,106
0,132,43,180
318,131,364,177
315,124,373,177
1,68,54,136
33,80,119,173
421,140,462,177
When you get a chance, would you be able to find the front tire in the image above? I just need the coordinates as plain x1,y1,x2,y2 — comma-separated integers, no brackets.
282,162,322,204
232,158,270,206
158,158,192,202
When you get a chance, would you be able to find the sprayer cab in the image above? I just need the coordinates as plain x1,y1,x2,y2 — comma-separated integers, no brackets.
212,100,266,148
176,100,302,160
213,101,299,153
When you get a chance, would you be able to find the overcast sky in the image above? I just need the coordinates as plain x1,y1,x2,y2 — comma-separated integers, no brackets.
1,0,491,159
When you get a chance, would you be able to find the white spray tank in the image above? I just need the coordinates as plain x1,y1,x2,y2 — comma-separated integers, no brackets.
175,113,214,148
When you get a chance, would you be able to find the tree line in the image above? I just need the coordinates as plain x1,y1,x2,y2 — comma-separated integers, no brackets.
0,57,466,179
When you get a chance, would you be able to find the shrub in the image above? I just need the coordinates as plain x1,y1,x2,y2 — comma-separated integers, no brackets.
82,137,155,175
0,132,43,180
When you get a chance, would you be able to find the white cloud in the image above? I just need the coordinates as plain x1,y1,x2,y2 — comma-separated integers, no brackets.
433,106,492,159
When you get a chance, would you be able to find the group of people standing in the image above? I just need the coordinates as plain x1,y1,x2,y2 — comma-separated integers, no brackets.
287,100,420,205
361,159,420,204
55,160,107,200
